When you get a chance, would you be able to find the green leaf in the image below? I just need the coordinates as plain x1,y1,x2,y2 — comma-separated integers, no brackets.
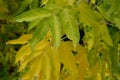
30,18,49,48
59,7,80,47
108,27,120,74
28,19,41,31
87,47,99,67
30,0,39,9
49,15,62,47
114,18,120,30
14,8,52,22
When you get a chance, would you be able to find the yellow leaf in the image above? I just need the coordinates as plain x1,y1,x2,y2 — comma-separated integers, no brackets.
6,34,32,44
28,55,43,80
15,44,31,63
19,50,43,71
40,53,52,80
76,45,89,80
34,38,49,51
58,41,77,80
45,46,60,80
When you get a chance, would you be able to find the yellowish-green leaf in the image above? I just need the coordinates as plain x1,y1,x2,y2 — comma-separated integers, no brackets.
78,2,98,26
91,0,96,4
30,18,49,48
114,18,120,30
58,41,77,80
19,50,43,71
97,23,113,46
50,15,62,47
6,34,32,44
45,46,60,80
14,8,52,22
84,32,94,50
41,0,48,5
28,19,41,31
59,7,80,48
15,44,31,63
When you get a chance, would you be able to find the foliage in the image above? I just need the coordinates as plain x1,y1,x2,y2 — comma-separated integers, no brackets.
0,0,120,80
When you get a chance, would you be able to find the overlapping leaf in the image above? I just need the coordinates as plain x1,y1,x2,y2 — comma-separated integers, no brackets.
21,54,43,80
19,50,43,71
30,18,49,48
14,8,52,22
6,34,32,44
58,41,78,80
59,7,80,47
15,44,31,63
49,15,62,47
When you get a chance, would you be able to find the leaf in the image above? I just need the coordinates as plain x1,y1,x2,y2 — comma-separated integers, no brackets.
41,0,49,5
97,23,113,46
49,15,62,47
14,8,52,22
91,0,96,4
45,46,60,80
34,38,49,51
108,27,120,74
78,2,98,26
41,53,52,80
15,44,31,63
30,0,39,9
28,19,41,31
30,18,49,48
22,54,43,80
59,7,80,48
13,1,28,15
19,50,43,71
76,45,89,80
6,34,32,44
58,41,78,80
114,18,120,30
